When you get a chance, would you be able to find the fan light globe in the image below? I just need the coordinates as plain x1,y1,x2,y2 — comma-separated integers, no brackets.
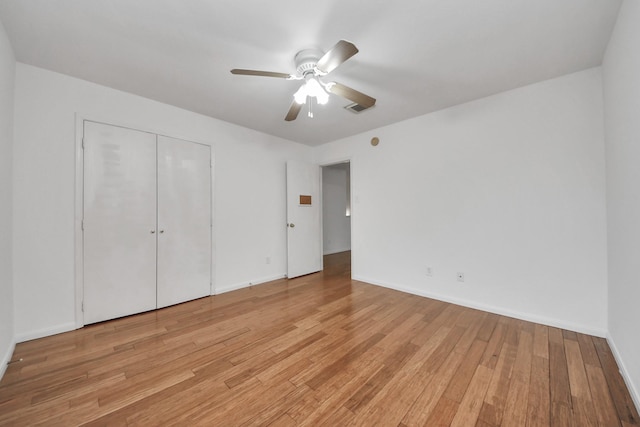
294,77,329,105
293,86,307,105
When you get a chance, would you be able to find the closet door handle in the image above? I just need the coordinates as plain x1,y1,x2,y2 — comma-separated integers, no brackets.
159,230,165,234
150,230,156,234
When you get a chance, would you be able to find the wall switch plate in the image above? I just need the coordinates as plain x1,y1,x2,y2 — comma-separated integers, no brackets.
426,267,433,276
266,257,271,264
457,272,465,282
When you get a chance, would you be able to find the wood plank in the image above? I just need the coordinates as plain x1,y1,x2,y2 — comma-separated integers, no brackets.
526,355,550,427
592,337,640,425
476,313,499,342
502,377,530,427
444,339,488,402
511,330,533,384
533,324,549,359
585,364,622,427
479,321,506,369
549,328,572,413
450,365,493,427
304,332,385,390
423,396,459,427
268,413,297,427
292,357,383,425
576,333,600,368
477,342,518,426
239,384,312,427
564,338,598,426
562,329,578,341
501,330,533,427
399,342,467,426
344,341,419,412
355,327,459,426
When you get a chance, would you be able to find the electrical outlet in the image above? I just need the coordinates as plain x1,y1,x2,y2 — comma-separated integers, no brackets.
426,267,433,277
457,272,465,282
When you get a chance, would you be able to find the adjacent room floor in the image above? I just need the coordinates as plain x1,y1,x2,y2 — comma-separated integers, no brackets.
0,251,638,426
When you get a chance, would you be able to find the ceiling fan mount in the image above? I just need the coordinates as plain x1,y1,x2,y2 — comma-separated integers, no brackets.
231,40,376,121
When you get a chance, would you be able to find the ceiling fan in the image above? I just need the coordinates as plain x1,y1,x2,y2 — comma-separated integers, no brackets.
231,40,376,121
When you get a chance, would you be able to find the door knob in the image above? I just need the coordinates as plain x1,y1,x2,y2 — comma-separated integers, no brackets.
150,230,156,234
289,223,295,228
159,230,165,234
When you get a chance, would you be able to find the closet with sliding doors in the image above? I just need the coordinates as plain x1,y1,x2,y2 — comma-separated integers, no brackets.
82,120,212,324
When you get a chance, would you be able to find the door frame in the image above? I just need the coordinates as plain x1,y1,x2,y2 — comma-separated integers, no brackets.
319,157,353,272
73,114,215,329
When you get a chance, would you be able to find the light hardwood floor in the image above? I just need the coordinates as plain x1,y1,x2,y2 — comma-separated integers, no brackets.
1,251,638,426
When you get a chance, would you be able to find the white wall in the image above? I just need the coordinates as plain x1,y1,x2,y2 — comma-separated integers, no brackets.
322,164,351,255
0,18,16,378
314,68,608,336
603,0,640,410
12,63,311,341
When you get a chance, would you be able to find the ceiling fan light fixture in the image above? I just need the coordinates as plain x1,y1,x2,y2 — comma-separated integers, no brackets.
231,40,375,121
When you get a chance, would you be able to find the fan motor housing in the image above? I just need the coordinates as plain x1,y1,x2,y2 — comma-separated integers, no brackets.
294,48,323,76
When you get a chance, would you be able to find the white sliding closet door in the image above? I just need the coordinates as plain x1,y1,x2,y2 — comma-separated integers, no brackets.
156,136,212,308
83,122,158,324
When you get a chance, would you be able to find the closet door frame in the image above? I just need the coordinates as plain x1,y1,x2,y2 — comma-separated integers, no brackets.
74,114,215,329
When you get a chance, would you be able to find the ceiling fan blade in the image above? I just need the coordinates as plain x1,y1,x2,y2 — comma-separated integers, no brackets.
316,40,359,75
285,101,303,121
328,82,376,108
231,69,292,79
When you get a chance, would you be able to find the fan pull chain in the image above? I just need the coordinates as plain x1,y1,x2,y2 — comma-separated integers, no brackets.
308,97,313,118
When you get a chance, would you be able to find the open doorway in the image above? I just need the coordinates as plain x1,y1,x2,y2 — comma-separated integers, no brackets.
321,162,351,276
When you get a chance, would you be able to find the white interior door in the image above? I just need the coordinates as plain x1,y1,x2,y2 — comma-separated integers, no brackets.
156,136,212,308
286,161,322,278
83,121,157,324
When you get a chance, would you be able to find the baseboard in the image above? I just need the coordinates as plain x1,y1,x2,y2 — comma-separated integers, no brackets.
0,338,16,381
606,333,640,414
15,322,77,343
214,273,287,295
353,275,607,338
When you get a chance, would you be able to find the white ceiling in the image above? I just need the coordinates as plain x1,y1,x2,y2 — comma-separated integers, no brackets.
0,0,622,146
